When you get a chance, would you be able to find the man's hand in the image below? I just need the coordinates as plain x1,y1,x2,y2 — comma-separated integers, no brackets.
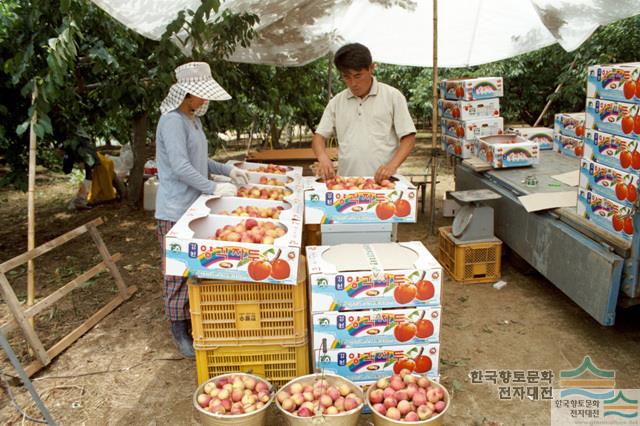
317,157,336,181
374,164,397,184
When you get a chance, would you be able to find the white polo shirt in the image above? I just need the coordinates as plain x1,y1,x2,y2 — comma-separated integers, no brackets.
316,77,416,176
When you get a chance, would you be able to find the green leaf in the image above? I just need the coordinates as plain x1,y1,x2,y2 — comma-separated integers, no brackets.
16,121,30,136
237,258,251,267
383,282,396,294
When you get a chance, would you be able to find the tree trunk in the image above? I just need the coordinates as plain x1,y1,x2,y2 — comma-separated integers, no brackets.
127,111,148,209
269,99,281,147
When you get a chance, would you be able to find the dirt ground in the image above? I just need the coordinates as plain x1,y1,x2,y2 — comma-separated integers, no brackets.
1,139,639,425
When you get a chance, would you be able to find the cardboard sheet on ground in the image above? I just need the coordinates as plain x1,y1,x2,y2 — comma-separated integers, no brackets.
551,170,579,187
518,191,577,212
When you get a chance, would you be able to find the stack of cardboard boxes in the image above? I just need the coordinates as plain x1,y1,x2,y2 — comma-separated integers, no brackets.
553,112,585,158
307,242,442,390
438,77,504,159
578,63,640,241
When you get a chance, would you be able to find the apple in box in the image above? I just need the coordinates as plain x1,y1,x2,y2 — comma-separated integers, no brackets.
312,307,441,349
306,242,442,313
583,129,640,173
204,196,302,222
577,188,635,241
437,98,500,120
316,344,440,384
585,98,640,140
304,176,417,225
587,63,640,103
324,176,395,190
579,158,638,209
236,184,293,201
227,160,303,178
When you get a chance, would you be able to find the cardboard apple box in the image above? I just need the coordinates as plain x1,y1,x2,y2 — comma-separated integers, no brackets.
510,127,554,150
440,134,474,159
441,117,504,141
587,63,640,104
475,134,540,168
312,307,441,349
585,98,640,140
316,344,440,383
165,202,303,283
577,188,635,241
439,77,503,100
306,242,442,313
227,160,303,179
554,112,585,139
553,133,584,158
437,98,500,120
200,195,303,222
583,129,640,173
304,175,417,224
579,158,638,209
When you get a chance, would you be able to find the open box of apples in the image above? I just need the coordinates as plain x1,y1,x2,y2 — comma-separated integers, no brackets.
304,175,418,224
203,194,303,222
227,160,303,178
475,134,540,169
165,187,304,283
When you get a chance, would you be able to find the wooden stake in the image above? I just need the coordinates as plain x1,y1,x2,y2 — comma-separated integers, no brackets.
27,85,38,334
429,0,439,235
534,57,577,127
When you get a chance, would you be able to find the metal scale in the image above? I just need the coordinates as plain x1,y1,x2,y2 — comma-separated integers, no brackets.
449,189,501,241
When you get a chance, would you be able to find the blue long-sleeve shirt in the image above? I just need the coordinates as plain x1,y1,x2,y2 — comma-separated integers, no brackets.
155,110,232,222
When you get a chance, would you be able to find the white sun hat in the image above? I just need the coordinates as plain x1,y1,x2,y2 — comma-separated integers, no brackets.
160,62,231,116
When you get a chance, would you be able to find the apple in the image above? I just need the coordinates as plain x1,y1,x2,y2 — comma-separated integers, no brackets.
249,164,288,174
276,379,363,417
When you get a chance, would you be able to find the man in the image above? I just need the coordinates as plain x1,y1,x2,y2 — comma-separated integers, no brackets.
155,62,249,358
312,43,416,182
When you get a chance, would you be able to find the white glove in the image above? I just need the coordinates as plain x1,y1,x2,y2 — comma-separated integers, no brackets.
229,167,250,185
213,182,237,197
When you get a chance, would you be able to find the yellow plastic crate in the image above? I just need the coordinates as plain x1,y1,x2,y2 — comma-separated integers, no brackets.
195,341,310,387
188,257,308,347
438,226,502,284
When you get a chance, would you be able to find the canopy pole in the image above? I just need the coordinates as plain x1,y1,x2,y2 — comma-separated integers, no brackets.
429,0,439,235
27,86,38,328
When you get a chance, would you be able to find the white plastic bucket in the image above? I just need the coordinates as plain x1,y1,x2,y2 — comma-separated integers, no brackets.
143,176,158,211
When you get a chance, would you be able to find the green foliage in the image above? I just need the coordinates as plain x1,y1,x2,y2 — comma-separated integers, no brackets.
1,5,640,190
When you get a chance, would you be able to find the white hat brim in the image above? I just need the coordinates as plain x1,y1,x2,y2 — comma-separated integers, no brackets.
176,78,231,101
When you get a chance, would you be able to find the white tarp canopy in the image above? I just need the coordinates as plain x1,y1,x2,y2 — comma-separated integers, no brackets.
91,0,640,67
